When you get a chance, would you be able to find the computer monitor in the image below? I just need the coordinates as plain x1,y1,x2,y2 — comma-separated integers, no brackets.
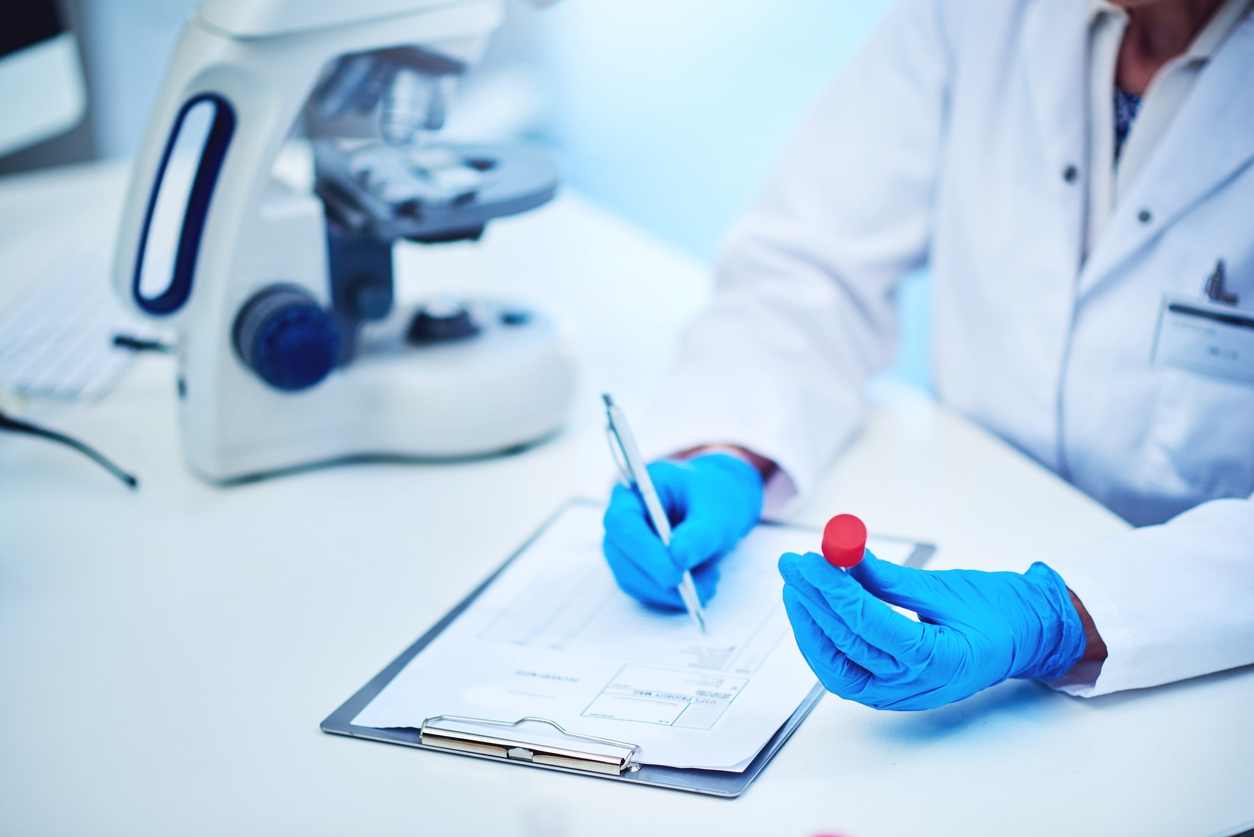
0,1,87,159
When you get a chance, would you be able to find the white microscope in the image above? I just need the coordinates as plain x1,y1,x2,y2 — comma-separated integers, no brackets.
111,0,576,481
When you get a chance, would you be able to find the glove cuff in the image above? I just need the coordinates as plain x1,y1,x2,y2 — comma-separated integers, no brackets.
686,450,765,485
1014,562,1088,682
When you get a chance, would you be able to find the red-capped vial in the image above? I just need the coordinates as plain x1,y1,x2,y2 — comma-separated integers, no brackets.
822,514,867,568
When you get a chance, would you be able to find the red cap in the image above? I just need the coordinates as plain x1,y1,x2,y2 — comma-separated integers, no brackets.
822,514,867,568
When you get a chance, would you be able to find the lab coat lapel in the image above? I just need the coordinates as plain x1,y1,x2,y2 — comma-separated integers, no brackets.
1020,0,1089,187
1079,15,1254,296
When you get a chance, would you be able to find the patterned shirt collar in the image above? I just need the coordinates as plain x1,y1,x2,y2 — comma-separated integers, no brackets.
1089,0,1253,64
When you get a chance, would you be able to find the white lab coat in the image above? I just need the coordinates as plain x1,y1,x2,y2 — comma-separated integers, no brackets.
640,0,1254,696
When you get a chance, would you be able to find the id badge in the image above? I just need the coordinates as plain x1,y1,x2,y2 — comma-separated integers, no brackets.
1151,294,1254,385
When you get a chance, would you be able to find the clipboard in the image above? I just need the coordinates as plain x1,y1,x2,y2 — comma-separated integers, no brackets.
321,499,936,798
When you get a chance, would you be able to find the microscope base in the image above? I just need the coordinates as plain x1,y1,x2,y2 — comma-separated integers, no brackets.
179,299,577,482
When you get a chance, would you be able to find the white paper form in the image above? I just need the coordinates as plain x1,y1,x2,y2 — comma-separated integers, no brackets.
353,503,918,771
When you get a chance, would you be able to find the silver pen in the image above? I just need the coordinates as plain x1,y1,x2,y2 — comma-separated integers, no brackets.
603,393,707,633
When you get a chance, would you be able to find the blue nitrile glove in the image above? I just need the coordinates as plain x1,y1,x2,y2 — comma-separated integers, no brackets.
778,551,1087,710
603,453,764,610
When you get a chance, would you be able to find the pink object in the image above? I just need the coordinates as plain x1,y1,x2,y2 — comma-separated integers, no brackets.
822,514,867,568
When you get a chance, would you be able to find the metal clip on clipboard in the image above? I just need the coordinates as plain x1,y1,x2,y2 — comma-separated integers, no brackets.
420,715,641,776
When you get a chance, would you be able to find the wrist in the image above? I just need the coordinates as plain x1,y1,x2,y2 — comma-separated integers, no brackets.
1068,589,1108,663
675,444,778,481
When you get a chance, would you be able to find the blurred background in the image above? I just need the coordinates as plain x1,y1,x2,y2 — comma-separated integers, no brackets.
0,0,930,392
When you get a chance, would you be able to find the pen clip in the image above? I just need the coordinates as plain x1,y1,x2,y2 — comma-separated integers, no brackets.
605,424,633,487
1205,259,1238,306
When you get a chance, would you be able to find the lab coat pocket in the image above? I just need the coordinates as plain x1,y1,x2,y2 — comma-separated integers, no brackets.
1146,366,1254,500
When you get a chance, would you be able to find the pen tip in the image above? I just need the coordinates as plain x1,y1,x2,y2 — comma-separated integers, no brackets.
601,393,613,407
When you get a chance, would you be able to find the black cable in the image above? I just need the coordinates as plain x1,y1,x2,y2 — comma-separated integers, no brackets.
113,334,174,353
0,409,138,489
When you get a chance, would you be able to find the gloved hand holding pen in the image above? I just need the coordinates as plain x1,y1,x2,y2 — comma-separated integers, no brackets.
602,452,764,610
779,551,1096,710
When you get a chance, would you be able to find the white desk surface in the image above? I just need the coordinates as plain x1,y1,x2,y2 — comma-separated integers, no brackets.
1,162,1251,837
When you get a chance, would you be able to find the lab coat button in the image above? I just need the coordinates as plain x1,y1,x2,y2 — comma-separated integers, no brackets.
1062,165,1078,183
1138,209,1152,224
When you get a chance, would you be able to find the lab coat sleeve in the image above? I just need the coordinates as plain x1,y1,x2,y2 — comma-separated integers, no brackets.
1048,491,1254,697
636,0,965,509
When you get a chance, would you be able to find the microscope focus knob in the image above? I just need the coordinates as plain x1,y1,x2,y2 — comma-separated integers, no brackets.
406,302,480,344
233,286,341,391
